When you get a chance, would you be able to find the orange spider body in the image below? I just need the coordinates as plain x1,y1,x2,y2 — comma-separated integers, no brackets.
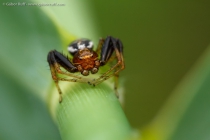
73,48,100,71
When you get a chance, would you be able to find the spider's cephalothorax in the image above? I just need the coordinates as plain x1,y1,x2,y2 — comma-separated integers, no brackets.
68,39,100,76
47,36,124,103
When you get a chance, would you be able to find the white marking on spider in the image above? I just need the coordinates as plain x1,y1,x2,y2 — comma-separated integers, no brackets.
77,43,86,50
87,41,93,49
68,46,78,53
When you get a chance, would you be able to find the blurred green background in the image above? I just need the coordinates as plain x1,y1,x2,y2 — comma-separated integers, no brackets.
91,1,210,127
1,0,210,140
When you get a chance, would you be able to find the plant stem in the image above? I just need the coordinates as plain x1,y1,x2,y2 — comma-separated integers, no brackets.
48,82,131,140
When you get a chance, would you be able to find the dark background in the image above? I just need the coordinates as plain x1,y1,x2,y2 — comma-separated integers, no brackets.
90,1,210,127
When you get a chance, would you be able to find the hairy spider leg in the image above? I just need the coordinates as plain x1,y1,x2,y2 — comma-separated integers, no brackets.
95,38,105,54
94,37,124,83
94,49,119,89
111,38,125,74
47,50,91,103
111,39,124,98
92,37,125,97
48,50,92,81
100,53,121,98
47,52,63,102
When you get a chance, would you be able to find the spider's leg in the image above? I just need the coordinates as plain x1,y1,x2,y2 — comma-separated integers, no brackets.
95,38,105,54
93,37,124,85
114,74,119,98
103,38,125,77
51,50,91,82
114,39,125,74
51,50,80,79
47,52,63,103
100,36,115,65
48,50,91,103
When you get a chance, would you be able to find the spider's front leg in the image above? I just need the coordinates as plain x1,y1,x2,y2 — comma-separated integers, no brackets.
47,50,89,103
92,36,125,97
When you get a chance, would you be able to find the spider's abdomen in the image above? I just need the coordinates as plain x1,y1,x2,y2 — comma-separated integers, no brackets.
68,39,94,55
73,48,100,75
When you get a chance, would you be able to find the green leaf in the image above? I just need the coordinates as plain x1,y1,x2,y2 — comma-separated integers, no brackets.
32,0,100,48
48,82,132,140
0,0,63,139
0,69,61,140
0,0,132,140
0,0,62,99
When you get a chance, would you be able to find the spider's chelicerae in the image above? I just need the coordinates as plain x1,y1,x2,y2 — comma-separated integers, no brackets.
47,36,124,103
